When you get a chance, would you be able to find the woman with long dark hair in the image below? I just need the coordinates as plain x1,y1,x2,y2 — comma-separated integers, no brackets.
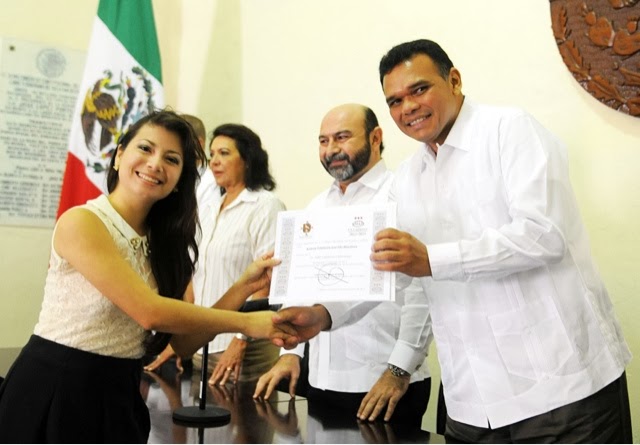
0,110,286,443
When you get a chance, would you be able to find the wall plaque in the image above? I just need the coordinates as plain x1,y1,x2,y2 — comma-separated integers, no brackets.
0,37,85,227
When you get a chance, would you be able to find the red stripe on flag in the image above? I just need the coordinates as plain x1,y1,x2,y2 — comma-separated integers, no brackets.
56,152,102,219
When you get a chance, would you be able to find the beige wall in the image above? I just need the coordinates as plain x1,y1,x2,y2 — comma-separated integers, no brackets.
1,0,638,438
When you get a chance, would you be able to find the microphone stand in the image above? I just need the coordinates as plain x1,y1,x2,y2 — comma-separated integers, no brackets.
172,299,281,429
172,342,230,426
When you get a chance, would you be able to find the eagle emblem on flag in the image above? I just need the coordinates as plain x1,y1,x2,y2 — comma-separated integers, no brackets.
80,66,157,173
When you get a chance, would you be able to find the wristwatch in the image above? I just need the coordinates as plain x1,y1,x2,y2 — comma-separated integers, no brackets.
388,364,410,377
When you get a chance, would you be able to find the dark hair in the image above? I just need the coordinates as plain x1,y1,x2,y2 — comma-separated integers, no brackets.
107,109,207,354
363,106,385,154
379,39,454,85
181,114,206,143
210,123,276,191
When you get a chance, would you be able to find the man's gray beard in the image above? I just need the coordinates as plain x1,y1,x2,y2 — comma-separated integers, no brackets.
328,163,355,181
324,140,371,182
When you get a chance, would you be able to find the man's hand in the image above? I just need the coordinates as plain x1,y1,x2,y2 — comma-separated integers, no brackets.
271,305,332,349
253,354,301,400
357,369,410,422
143,344,184,373
371,228,432,277
208,337,247,385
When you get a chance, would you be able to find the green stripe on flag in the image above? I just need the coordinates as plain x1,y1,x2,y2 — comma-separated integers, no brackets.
97,0,162,82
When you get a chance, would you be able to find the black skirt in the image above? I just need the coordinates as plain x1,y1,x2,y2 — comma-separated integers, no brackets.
0,335,149,444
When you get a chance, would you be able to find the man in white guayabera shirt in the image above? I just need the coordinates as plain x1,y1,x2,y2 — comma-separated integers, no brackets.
370,38,632,443
254,103,433,428
273,39,632,444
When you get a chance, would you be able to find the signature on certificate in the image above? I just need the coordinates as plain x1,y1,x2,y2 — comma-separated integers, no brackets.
315,264,347,286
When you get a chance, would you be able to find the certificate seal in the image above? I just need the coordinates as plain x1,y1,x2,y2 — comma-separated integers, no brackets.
301,221,312,236
36,48,66,78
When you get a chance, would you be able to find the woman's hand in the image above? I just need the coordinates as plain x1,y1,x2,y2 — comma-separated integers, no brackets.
241,311,298,346
208,337,247,385
238,251,281,296
143,344,184,373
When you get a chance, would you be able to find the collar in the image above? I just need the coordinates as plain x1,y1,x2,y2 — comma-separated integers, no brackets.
91,195,149,256
440,96,475,153
221,187,263,210
420,97,476,171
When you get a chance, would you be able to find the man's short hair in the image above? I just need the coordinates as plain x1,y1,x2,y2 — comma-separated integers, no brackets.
379,39,454,85
363,106,385,154
181,114,206,142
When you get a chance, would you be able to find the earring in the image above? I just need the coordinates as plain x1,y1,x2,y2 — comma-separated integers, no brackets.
113,164,119,172
172,187,178,193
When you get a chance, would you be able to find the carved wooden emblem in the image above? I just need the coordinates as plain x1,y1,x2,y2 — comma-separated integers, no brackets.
550,0,640,116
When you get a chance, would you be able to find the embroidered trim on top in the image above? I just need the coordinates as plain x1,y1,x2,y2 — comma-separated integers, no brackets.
89,199,150,257
129,237,150,256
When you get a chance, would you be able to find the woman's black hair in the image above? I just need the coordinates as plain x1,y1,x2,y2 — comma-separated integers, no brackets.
107,109,207,354
210,123,276,192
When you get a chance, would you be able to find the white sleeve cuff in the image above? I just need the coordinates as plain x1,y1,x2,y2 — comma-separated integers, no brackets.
428,241,464,281
388,341,427,375
280,344,304,358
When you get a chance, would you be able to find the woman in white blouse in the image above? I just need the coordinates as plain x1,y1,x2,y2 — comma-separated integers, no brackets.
0,111,286,443
193,123,286,385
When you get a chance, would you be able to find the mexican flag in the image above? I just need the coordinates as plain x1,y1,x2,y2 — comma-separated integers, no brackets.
56,0,163,218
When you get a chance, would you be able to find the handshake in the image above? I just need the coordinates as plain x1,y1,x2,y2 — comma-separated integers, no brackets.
233,252,333,349
241,302,332,350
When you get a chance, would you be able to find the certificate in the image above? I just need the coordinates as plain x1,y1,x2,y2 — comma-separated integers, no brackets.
269,203,396,304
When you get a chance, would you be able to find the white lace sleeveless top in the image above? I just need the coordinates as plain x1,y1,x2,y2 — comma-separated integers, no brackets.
34,195,155,358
